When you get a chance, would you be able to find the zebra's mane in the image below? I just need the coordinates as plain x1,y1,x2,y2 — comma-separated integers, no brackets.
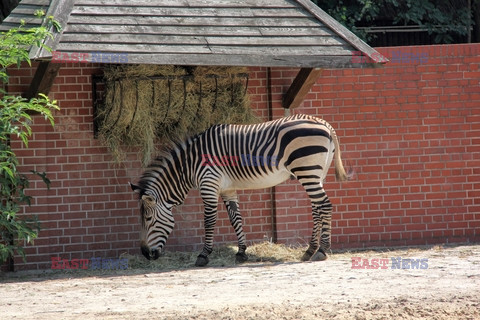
155,135,191,163
151,121,228,164
135,131,201,194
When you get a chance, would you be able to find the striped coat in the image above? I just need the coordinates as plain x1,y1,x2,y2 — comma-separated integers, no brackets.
131,114,348,266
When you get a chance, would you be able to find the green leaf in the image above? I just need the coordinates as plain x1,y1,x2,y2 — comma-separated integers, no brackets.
1,166,14,180
34,10,46,18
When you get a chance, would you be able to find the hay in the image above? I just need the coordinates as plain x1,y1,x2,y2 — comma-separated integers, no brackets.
96,65,258,165
121,242,307,271
122,245,239,271
120,242,443,272
240,241,304,263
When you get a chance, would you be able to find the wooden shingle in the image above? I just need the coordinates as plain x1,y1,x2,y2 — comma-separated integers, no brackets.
1,0,387,68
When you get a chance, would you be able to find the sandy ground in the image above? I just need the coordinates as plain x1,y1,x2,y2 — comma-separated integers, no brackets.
1,244,479,320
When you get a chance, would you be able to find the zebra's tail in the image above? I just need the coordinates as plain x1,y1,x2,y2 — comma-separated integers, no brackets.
331,129,349,182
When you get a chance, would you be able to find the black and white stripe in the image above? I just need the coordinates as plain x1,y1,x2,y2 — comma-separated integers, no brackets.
131,114,348,266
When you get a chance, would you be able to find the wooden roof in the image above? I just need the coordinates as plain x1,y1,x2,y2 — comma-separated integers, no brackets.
1,0,387,68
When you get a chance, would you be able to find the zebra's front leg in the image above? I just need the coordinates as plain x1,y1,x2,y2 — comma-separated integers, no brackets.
222,193,248,263
195,202,218,267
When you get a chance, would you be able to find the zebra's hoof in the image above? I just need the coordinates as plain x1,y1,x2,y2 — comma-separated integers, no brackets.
195,255,209,267
311,249,328,261
235,252,248,263
301,251,314,262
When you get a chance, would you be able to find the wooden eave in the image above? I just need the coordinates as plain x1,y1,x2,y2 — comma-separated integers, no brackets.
1,0,388,104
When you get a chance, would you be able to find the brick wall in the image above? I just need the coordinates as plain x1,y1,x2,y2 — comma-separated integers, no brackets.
273,44,480,249
6,64,144,270
5,43,480,271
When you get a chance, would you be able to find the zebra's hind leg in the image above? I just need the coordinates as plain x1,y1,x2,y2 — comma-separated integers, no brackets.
222,193,248,263
301,183,333,262
313,197,332,261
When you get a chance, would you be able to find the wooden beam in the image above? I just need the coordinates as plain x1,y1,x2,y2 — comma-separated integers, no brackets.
282,67,322,109
24,61,60,99
296,0,388,64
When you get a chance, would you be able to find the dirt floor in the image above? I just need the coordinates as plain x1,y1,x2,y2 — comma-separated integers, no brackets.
1,243,479,320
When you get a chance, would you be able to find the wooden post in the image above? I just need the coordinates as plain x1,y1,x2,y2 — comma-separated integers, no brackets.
24,61,60,99
282,68,322,109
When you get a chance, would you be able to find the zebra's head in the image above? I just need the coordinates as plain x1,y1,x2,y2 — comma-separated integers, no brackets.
130,182,175,260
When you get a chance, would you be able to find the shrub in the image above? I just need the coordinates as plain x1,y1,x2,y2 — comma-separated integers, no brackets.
0,11,60,264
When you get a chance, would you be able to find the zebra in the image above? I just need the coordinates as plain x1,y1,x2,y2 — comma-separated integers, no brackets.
130,114,349,267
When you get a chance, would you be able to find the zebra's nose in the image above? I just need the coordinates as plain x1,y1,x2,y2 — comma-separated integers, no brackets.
141,244,160,260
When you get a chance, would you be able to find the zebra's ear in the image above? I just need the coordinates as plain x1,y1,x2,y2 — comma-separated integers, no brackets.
130,182,141,193
141,194,156,205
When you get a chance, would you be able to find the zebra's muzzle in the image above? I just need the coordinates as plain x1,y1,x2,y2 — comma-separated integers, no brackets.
141,244,160,260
